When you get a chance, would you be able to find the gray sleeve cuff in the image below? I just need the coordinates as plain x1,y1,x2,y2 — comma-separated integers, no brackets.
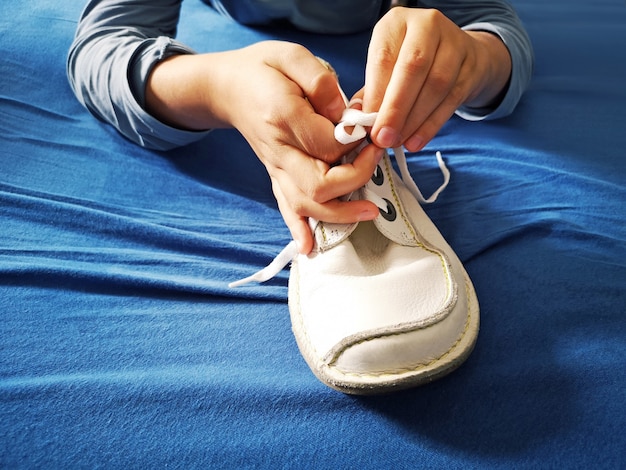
126,37,213,150
67,0,211,151
456,21,534,121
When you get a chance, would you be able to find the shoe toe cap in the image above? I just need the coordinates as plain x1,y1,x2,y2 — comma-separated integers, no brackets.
321,287,474,392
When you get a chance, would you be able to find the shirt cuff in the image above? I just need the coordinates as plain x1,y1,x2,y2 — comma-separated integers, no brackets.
456,22,527,121
126,36,212,150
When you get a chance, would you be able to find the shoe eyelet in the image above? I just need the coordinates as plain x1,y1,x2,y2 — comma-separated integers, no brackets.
371,165,384,186
379,198,397,222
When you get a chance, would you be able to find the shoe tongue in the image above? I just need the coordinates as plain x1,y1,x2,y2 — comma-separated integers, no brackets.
365,154,422,248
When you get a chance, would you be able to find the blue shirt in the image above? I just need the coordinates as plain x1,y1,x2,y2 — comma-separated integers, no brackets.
67,0,534,150
205,0,389,33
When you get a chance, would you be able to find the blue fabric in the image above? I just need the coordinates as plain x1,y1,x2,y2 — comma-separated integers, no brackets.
1,0,625,468
204,0,386,33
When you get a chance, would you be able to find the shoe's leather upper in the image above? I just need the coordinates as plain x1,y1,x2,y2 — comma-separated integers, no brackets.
290,153,471,378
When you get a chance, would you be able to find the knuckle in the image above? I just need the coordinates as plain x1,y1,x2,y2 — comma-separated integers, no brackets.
381,5,404,23
308,68,337,97
427,69,454,95
307,183,328,204
396,51,428,77
303,169,332,203
422,7,445,24
290,198,308,217
282,41,308,60
448,85,466,108
371,44,398,72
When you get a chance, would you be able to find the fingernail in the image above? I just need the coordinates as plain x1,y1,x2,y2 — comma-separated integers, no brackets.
405,134,424,152
374,147,385,164
377,127,400,148
358,208,378,221
326,96,345,119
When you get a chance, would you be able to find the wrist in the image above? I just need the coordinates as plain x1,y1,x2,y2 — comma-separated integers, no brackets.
464,30,512,109
145,53,229,131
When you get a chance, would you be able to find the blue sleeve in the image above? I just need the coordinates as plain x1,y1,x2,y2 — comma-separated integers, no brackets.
418,0,534,121
67,0,211,150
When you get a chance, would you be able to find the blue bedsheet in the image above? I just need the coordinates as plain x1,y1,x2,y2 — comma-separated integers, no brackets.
1,0,625,467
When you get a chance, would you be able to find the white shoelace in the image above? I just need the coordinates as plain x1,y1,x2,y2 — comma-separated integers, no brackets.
335,100,450,206
228,103,450,288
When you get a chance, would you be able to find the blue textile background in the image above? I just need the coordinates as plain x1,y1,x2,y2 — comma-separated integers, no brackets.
1,0,625,467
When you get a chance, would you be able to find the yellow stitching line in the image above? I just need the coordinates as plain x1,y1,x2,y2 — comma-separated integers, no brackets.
293,157,468,380
330,280,475,378
292,251,473,380
319,222,328,243
293,239,473,380
381,155,453,299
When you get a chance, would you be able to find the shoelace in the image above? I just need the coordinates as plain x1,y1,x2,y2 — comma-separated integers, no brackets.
228,103,450,288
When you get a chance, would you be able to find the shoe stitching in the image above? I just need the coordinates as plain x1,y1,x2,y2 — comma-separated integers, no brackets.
319,222,328,244
290,113,462,381
326,279,475,379
380,152,453,290
290,245,471,382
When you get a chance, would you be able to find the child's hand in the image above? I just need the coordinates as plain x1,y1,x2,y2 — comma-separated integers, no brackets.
359,7,512,152
146,41,383,254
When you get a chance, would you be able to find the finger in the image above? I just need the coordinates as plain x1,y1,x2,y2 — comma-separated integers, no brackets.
266,42,347,123
276,143,385,204
271,178,314,254
278,94,360,164
363,10,405,117
322,144,385,199
370,15,440,148
273,170,380,226
402,34,473,151
400,44,466,151
349,88,365,108
305,198,380,226
271,145,386,255
404,84,465,152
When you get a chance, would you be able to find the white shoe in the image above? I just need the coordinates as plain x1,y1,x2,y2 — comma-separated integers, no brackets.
288,146,479,394
231,106,479,395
